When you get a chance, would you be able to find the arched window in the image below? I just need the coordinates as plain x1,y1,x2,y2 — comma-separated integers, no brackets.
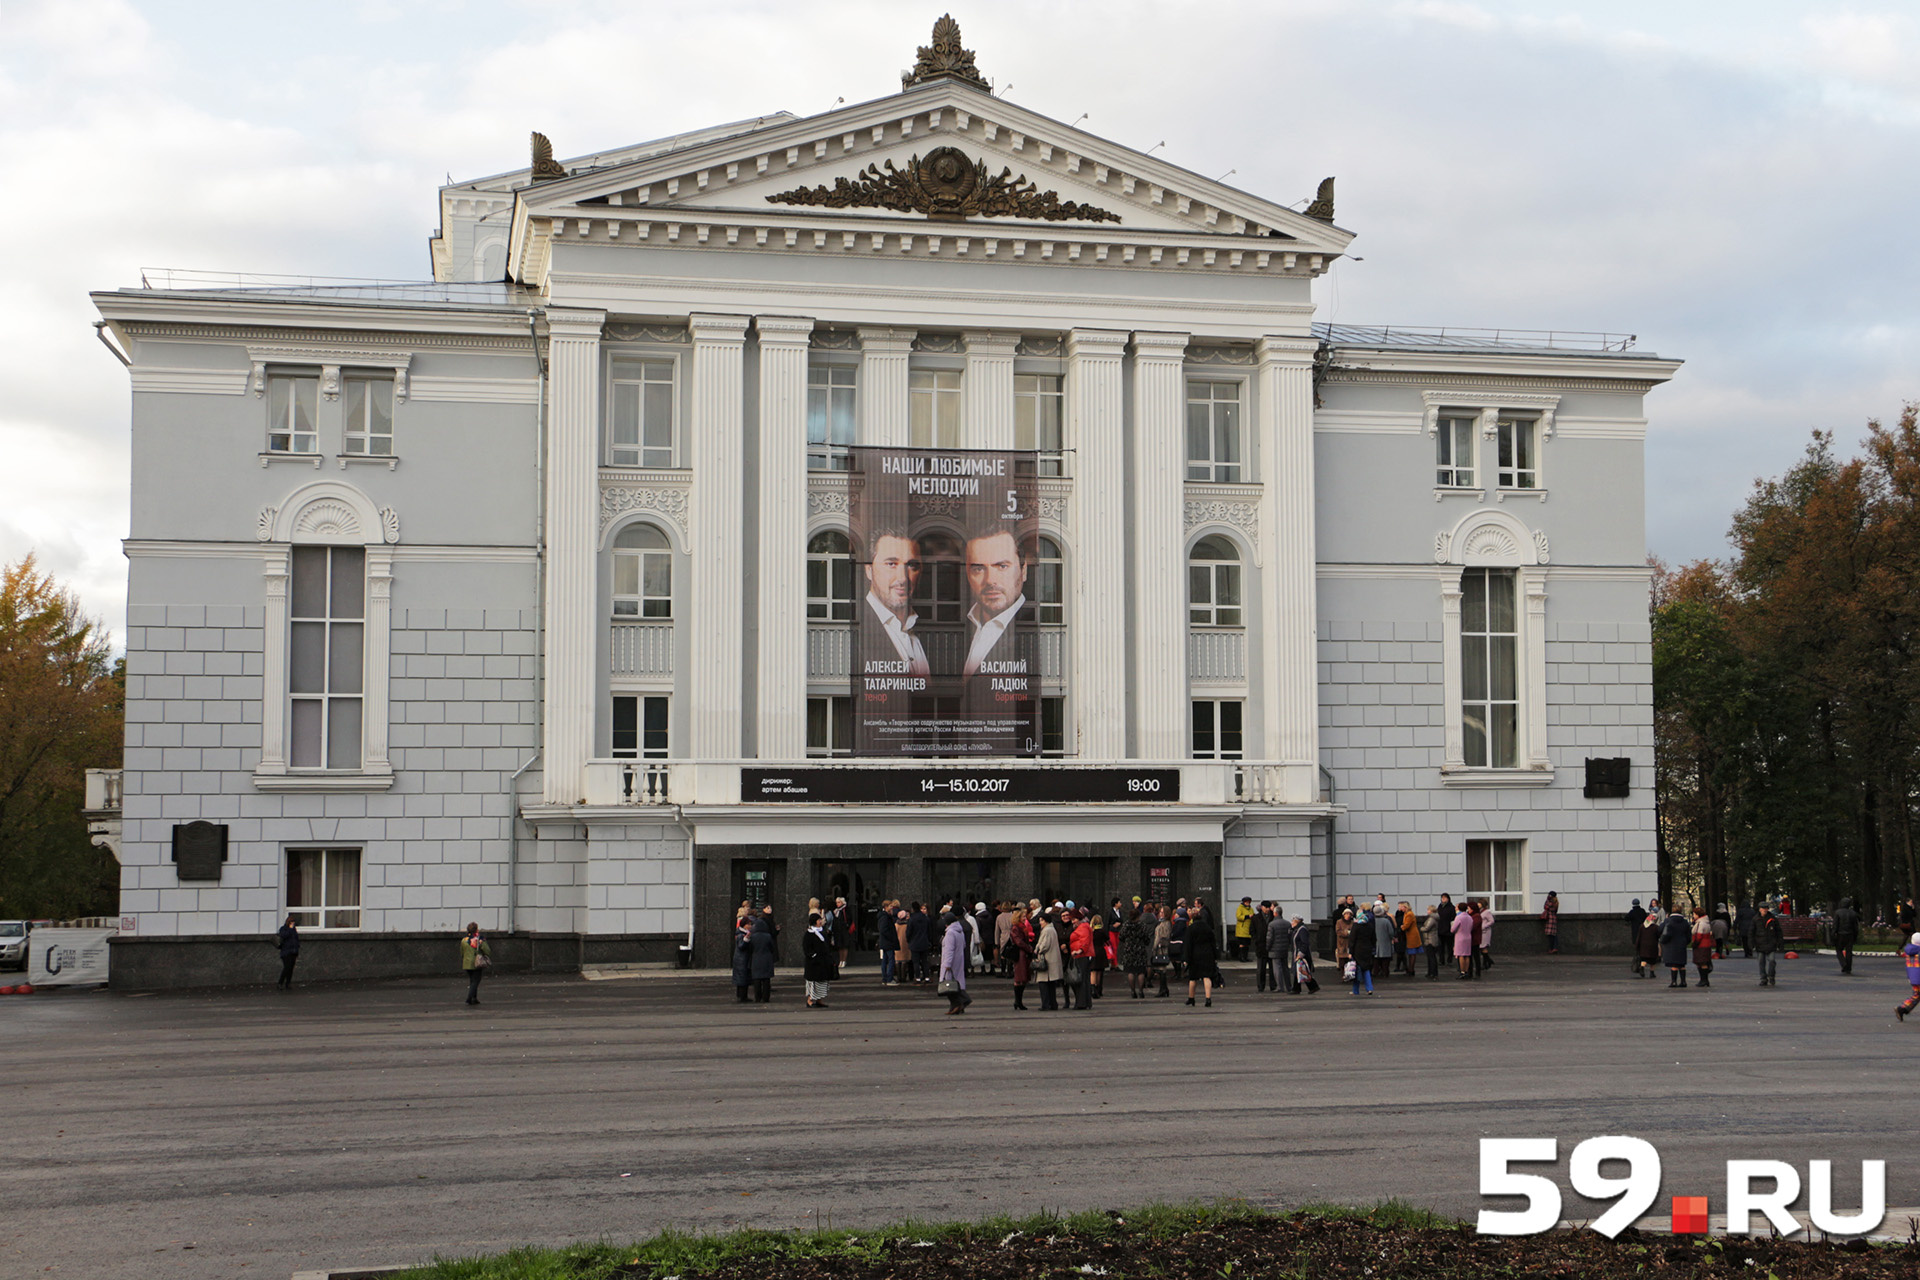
806,529,854,621
613,524,671,618
1188,535,1242,627
1023,535,1064,625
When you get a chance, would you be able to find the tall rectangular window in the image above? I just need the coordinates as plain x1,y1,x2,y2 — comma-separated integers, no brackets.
1466,839,1526,913
1436,413,1476,487
1015,374,1065,476
1460,567,1518,768
1190,699,1244,760
267,373,319,454
342,374,395,456
287,848,361,929
289,546,365,770
807,364,856,471
612,695,669,758
1185,380,1242,482
909,369,962,448
1496,417,1538,489
806,696,853,756
610,361,675,467
806,531,854,622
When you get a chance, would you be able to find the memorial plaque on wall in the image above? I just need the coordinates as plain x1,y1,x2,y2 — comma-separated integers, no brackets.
1583,757,1632,799
847,445,1042,756
742,767,1180,804
172,821,229,881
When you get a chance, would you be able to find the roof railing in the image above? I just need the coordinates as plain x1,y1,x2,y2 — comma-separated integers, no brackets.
1314,322,1637,352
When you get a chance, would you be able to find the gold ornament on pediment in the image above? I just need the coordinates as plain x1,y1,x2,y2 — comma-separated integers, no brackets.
531,132,567,182
1303,177,1336,222
766,145,1121,223
904,14,989,91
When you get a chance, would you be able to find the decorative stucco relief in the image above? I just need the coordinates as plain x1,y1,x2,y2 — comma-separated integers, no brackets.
257,507,278,542
1533,529,1551,563
294,499,363,541
1184,498,1258,535
601,486,690,543
806,488,851,518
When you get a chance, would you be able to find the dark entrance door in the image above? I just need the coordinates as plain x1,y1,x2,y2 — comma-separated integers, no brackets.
1038,859,1105,912
927,857,1003,917
817,860,887,952
1141,856,1190,911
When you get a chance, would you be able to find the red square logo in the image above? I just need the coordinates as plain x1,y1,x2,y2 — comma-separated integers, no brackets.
1671,1196,1710,1234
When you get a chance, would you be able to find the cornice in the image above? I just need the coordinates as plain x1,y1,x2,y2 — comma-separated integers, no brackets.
93,293,537,338
104,320,537,355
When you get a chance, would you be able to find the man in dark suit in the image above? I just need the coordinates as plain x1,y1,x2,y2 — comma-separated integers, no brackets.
857,528,929,676
957,527,1037,746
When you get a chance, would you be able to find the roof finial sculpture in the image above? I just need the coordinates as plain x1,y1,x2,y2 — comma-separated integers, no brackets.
1304,177,1336,222
530,132,568,182
903,14,990,91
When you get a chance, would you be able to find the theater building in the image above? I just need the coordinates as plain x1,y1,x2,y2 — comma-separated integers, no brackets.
93,19,1679,984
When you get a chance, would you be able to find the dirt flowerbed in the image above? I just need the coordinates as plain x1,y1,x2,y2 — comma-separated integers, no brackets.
396,1204,1920,1280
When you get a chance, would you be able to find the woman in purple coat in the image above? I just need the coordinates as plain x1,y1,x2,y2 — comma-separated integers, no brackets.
938,911,971,1015
1451,906,1476,979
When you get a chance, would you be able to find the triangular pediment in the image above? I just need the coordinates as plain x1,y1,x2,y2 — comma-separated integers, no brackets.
516,79,1351,250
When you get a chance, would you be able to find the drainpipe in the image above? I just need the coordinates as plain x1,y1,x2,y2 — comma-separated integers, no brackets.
671,801,696,966
93,321,131,367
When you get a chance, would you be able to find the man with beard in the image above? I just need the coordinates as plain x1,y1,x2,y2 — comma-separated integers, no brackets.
858,527,929,675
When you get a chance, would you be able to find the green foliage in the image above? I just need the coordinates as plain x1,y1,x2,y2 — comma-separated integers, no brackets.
0,556,122,918
1654,406,1920,915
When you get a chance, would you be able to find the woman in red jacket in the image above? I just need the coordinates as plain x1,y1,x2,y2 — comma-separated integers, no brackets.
1068,911,1095,1010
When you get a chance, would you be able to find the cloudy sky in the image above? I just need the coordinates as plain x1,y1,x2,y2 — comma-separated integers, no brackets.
4,0,1916,643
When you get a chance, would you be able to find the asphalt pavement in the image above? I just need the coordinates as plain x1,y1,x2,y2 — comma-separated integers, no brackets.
3,951,1912,1279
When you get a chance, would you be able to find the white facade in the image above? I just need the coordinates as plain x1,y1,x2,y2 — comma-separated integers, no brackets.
93,23,1677,980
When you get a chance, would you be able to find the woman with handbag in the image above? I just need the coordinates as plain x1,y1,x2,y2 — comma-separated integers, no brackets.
1007,907,1036,1009
802,912,836,1008
1690,907,1715,989
460,922,490,1006
1348,908,1377,995
937,909,971,1015
1118,908,1153,999
1150,906,1173,997
731,911,753,1003
1033,911,1064,1010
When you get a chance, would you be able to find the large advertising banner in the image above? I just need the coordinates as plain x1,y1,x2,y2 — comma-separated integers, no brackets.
849,446,1041,756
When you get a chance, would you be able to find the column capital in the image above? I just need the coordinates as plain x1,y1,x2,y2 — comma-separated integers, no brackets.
755,315,816,346
1131,331,1190,361
1066,328,1129,359
546,308,606,337
856,325,915,354
962,330,1020,357
1254,334,1319,366
689,313,752,342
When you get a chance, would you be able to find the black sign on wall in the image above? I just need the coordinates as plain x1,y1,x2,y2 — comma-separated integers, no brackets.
1583,757,1632,799
172,821,229,881
742,767,1180,804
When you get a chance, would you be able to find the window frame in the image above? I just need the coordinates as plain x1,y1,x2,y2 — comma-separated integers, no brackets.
908,367,963,449
608,357,678,469
341,372,395,457
1187,534,1245,629
1022,534,1065,627
288,545,366,772
266,371,320,455
1495,415,1540,490
612,523,673,620
807,361,857,471
806,695,854,757
805,529,855,622
1190,699,1245,760
1040,695,1067,758
1184,378,1244,483
286,847,362,931
612,694,670,759
1436,515,1552,783
1014,373,1066,476
1435,412,1477,489
1459,566,1520,769
1465,838,1528,914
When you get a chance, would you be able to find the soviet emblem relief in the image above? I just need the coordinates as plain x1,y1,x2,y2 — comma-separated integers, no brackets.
767,145,1122,224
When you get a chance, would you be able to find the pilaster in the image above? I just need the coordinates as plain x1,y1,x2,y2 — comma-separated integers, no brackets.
1130,331,1190,759
857,327,915,448
1067,329,1129,758
1524,570,1550,770
688,313,752,758
1439,571,1466,772
542,308,605,803
755,315,815,759
1255,335,1320,801
963,330,1018,450
256,552,290,774
363,548,394,776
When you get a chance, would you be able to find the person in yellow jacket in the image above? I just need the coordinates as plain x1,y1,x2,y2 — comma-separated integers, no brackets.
1233,897,1254,962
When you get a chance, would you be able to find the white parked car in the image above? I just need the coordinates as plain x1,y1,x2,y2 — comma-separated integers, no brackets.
0,921,27,971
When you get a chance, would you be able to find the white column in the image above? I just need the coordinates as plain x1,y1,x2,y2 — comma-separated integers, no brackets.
963,330,1018,449
857,327,915,447
687,313,751,758
754,315,815,759
1523,569,1550,770
1255,335,1320,802
363,547,394,778
256,552,291,775
1067,329,1128,758
1130,331,1189,759
542,308,604,804
1439,570,1466,772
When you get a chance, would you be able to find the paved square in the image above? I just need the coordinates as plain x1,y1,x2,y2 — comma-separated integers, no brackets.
4,954,1908,1279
